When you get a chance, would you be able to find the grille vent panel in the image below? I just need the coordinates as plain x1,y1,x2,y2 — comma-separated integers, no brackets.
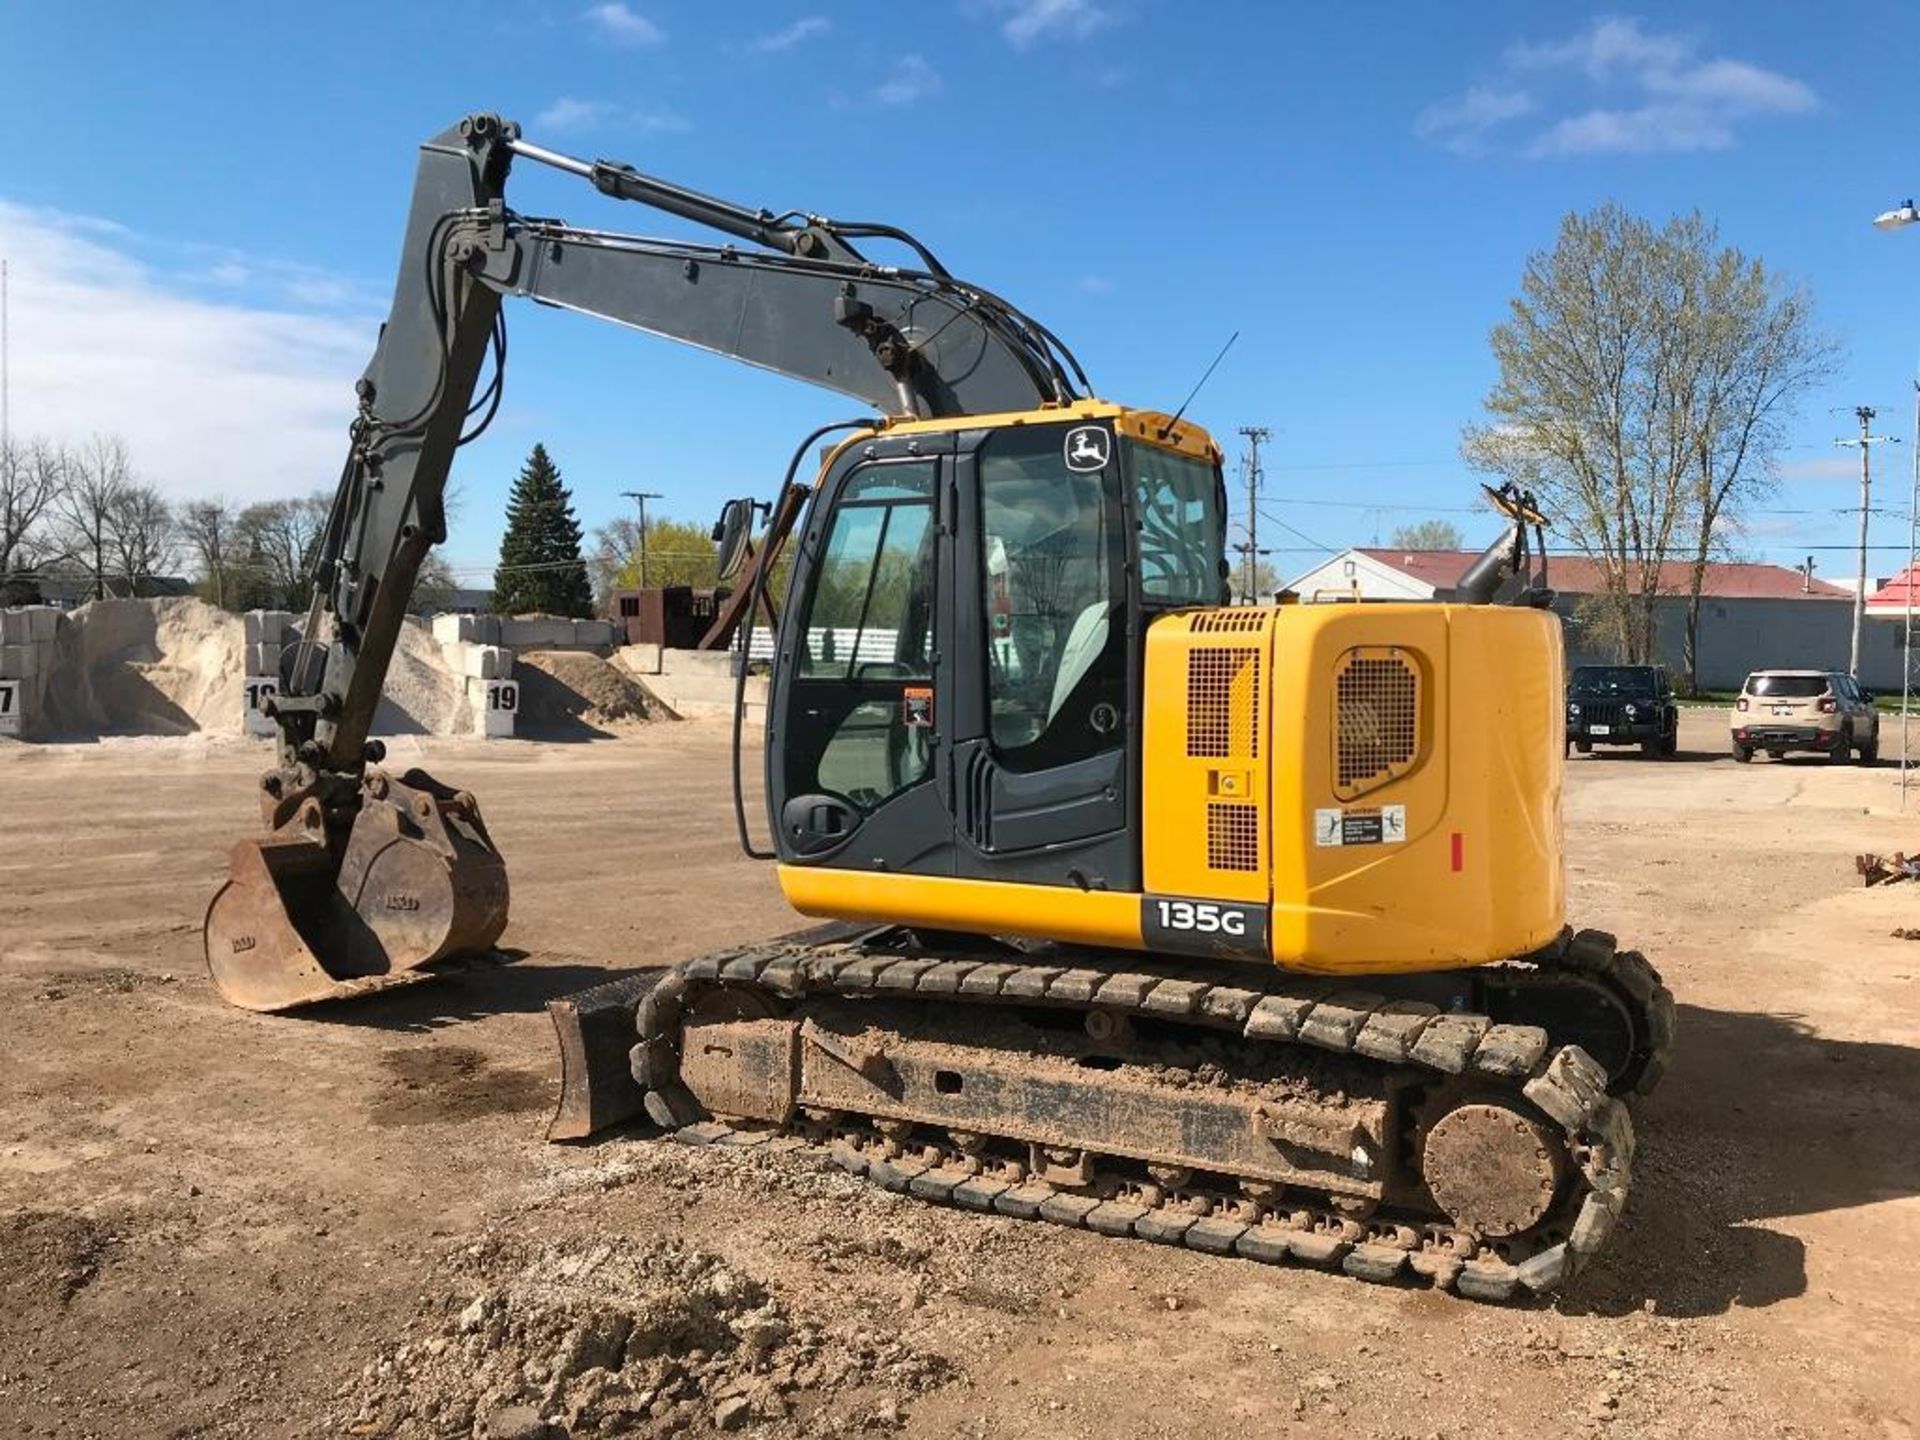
1335,651,1419,797
1187,648,1261,759
1206,802,1261,871
1192,610,1270,635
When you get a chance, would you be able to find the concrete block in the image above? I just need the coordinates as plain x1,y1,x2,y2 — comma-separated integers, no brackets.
0,610,29,644
243,609,288,646
243,676,280,737
460,644,510,679
26,606,59,642
616,643,663,675
246,641,283,676
0,643,37,678
571,618,616,648
498,616,573,648
466,675,518,737
0,675,23,735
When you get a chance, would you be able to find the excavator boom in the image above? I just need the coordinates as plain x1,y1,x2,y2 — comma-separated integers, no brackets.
204,112,1086,1010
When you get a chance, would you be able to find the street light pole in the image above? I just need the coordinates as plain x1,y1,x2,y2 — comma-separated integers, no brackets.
620,490,663,588
1874,197,1920,793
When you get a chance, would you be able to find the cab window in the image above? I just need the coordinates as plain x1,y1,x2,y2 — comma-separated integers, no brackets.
1126,438,1226,605
980,426,1125,770
787,460,938,811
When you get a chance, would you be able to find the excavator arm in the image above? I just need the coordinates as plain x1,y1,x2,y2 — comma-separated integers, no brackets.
204,111,1086,1011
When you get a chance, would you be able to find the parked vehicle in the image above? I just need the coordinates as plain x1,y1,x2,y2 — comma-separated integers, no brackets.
1730,670,1879,764
1566,665,1679,758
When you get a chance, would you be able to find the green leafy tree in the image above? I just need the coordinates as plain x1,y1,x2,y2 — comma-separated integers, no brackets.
493,444,594,617
1388,519,1464,551
1465,204,1834,678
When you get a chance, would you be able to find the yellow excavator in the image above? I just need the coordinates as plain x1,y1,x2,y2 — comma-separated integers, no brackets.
203,113,1671,1302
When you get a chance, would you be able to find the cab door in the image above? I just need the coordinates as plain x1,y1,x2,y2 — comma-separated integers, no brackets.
768,435,956,877
945,420,1137,891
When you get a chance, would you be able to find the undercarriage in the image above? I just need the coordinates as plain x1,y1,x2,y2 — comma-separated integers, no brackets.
572,927,1671,1303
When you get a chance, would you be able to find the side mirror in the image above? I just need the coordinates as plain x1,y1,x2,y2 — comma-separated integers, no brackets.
712,497,756,582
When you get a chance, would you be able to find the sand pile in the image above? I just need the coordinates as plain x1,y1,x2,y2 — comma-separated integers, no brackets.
337,1233,951,1437
374,617,469,736
514,650,672,740
41,598,245,737
34,600,474,740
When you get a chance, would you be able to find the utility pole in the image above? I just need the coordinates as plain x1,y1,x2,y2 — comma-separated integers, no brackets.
1836,406,1899,676
1237,425,1270,604
2,258,10,453
620,490,663,588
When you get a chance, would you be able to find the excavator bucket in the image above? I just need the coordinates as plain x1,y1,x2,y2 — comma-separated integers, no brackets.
204,769,509,1012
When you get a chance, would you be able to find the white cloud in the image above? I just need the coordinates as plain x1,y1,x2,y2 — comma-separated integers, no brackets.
0,200,371,506
874,55,941,107
753,16,829,53
582,2,665,46
534,97,690,135
994,0,1112,47
1422,16,1815,159
536,97,615,131
1413,86,1535,155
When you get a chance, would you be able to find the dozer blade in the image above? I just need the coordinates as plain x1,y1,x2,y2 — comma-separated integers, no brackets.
544,920,890,1141
204,769,509,1012
546,970,666,1141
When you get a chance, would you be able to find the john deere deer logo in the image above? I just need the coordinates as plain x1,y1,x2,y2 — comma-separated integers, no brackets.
1064,426,1109,472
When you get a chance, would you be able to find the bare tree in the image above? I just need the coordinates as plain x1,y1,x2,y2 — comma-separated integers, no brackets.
1464,205,1832,673
107,483,177,595
180,498,237,608
57,435,134,602
1387,519,1465,551
0,439,69,604
234,492,331,609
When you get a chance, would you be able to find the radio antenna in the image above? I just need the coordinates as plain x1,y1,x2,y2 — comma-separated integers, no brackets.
1160,330,1238,438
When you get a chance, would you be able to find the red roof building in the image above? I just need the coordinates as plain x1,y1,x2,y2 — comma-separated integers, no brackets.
1320,549,1852,602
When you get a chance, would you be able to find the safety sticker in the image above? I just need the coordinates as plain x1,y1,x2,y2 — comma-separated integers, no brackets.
1313,804,1407,847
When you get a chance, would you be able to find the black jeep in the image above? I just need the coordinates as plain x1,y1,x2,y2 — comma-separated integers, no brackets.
1566,664,1679,758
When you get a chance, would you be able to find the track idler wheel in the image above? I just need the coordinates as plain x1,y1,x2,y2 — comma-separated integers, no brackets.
203,769,509,1011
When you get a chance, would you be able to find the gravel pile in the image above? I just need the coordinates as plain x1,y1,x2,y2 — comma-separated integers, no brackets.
338,1233,952,1438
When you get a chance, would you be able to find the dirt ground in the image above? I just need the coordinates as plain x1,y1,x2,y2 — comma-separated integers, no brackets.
2,711,1917,1439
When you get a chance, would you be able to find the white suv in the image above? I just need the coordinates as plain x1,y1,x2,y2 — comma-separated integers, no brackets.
1731,670,1880,764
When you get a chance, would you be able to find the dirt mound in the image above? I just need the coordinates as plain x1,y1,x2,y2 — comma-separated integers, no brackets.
339,1234,951,1437
41,597,244,736
513,650,671,739
0,1211,123,1306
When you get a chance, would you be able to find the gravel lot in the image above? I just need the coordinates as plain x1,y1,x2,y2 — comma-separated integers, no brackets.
2,711,1916,1438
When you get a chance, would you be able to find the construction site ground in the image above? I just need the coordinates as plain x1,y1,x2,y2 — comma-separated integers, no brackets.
3,709,1917,1439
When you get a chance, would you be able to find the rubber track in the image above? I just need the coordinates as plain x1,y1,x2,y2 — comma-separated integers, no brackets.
634,938,1648,1304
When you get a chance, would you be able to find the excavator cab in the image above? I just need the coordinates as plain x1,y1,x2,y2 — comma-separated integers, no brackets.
768,406,1224,895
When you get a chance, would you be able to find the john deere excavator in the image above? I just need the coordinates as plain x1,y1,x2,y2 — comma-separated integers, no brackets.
204,113,1673,1302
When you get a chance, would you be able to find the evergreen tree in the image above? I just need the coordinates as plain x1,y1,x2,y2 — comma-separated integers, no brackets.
492,443,594,617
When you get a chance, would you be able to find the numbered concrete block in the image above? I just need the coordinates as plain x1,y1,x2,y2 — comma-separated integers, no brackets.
466,675,519,737
0,676,23,736
243,676,280,737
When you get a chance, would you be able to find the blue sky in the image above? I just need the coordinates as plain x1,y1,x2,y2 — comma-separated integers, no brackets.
3,1,1919,590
